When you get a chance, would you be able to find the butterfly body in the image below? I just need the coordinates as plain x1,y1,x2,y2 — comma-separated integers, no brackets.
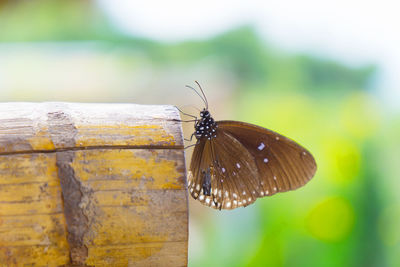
185,82,316,210
194,109,217,140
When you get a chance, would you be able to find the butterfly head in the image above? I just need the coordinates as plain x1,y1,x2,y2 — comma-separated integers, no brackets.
195,109,217,140
200,109,210,118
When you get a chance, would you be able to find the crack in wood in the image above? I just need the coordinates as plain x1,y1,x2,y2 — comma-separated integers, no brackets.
57,151,91,266
47,108,92,266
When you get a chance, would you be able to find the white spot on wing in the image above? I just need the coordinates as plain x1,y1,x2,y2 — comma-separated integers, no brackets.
273,187,277,191
236,163,241,169
242,191,246,195
263,158,269,163
199,195,205,201
258,142,265,150
260,191,264,196
206,198,211,204
225,191,229,197
190,188,194,193
275,136,280,140
273,176,277,180
248,197,252,202
243,199,247,204
196,184,200,191
226,202,231,208
222,167,226,173
233,193,238,199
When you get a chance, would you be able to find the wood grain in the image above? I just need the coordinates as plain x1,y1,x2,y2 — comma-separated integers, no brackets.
0,103,187,266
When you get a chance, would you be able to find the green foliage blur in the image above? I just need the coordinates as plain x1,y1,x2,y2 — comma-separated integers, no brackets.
1,1,399,266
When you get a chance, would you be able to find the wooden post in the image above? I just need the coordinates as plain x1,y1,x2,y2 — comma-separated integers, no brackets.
0,103,187,266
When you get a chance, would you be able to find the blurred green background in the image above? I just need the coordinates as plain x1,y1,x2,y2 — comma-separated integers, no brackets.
1,1,399,266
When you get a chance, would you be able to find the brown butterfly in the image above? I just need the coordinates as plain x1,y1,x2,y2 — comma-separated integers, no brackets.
181,81,317,210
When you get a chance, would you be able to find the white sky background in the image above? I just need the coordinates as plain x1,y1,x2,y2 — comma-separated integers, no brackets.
98,0,400,109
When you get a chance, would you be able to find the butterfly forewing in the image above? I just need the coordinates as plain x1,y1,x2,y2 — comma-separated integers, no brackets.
188,130,260,209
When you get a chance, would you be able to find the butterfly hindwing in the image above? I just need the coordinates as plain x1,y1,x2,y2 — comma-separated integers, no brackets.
217,121,317,196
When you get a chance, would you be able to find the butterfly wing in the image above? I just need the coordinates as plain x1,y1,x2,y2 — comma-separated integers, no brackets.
188,121,317,210
217,121,317,197
188,130,260,210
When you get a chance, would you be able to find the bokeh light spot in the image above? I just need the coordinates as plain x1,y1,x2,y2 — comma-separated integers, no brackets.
306,196,355,242
341,92,381,140
323,136,361,184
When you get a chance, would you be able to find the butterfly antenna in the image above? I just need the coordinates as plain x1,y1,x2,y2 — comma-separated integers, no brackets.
195,81,208,110
185,84,207,109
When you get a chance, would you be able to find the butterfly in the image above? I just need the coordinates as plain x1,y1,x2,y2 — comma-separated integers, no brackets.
180,81,317,210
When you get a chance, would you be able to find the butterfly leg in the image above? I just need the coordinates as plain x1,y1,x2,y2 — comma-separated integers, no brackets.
184,133,196,142
174,106,199,125
184,140,200,150
180,119,198,123
175,106,198,120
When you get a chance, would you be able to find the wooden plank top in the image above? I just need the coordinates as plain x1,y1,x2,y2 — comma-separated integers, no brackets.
0,102,183,154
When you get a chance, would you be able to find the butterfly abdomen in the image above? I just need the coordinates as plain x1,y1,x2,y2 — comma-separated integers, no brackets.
202,168,212,196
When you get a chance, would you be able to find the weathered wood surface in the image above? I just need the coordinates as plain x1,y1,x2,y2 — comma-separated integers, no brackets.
0,103,187,266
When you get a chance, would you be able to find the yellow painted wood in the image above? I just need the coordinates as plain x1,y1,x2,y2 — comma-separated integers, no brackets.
0,103,187,266
73,149,187,266
75,124,177,147
0,153,69,266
